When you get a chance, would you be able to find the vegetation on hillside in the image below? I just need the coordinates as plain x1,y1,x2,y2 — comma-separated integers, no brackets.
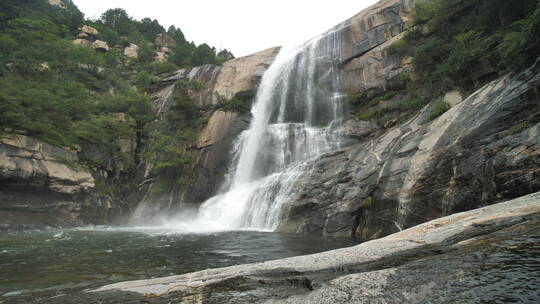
351,0,540,127
0,0,234,172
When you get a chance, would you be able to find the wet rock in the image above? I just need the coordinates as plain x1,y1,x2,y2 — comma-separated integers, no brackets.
0,134,104,228
93,192,540,303
340,119,380,140
278,56,540,239
136,47,280,213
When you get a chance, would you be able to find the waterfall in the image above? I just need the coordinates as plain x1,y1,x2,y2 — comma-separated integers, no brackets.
164,29,347,232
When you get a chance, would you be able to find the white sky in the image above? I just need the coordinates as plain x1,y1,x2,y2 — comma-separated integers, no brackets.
73,0,378,57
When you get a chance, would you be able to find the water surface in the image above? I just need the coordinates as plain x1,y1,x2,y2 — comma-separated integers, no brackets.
0,227,355,298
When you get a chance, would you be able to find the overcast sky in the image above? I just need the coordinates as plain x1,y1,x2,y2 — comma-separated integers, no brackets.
73,0,378,57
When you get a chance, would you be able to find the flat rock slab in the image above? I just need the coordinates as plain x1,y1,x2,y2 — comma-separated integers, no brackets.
88,191,540,303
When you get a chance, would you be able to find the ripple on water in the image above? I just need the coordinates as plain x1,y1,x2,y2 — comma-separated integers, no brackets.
0,227,356,298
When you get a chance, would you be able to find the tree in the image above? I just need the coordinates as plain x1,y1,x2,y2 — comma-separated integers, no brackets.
192,43,217,66
138,18,164,41
167,25,186,44
217,49,234,62
169,43,194,67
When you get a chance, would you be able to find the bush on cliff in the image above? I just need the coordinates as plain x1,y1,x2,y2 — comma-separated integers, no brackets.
0,0,233,164
352,0,540,127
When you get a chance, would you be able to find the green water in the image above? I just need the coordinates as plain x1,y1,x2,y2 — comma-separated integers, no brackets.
0,227,355,298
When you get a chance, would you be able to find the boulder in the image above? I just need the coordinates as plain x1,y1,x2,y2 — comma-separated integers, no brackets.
79,25,99,37
48,0,65,8
444,90,463,106
153,51,167,63
92,40,109,52
278,57,540,240
77,32,89,39
123,43,139,58
72,38,92,48
154,33,177,48
93,191,540,303
0,134,97,228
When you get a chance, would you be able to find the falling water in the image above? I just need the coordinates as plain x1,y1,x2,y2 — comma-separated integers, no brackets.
164,29,347,232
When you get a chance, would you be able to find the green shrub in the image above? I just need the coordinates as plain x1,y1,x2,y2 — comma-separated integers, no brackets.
387,38,408,55
220,90,256,113
133,71,151,88
428,98,451,121
509,121,533,135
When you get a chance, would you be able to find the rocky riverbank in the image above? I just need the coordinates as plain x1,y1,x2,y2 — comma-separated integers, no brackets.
81,191,538,303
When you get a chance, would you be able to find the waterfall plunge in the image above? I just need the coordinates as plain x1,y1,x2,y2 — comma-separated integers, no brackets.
161,30,347,232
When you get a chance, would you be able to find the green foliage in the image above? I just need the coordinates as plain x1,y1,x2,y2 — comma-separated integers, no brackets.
133,71,152,88
147,62,180,75
0,0,232,182
360,196,373,208
509,121,533,135
137,18,165,41
218,90,256,113
169,43,194,67
144,80,203,173
167,26,186,44
94,180,115,195
403,0,540,93
428,98,451,121
387,38,408,55
192,43,218,66
217,49,235,62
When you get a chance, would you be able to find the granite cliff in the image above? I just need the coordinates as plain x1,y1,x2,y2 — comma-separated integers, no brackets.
1,0,539,236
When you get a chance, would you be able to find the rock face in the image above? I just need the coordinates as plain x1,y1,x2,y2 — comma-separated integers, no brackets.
91,40,109,52
154,33,177,48
135,47,280,213
72,38,92,48
92,191,540,303
47,0,65,8
314,0,419,97
123,43,139,58
153,51,167,63
163,47,280,106
0,134,110,229
79,25,98,37
278,57,540,240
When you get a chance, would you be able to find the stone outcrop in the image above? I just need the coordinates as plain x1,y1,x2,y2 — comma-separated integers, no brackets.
184,110,250,204
72,38,92,48
91,40,109,52
0,134,102,229
47,0,65,9
123,43,139,58
154,33,177,48
163,47,280,106
153,51,167,63
72,26,110,53
133,47,280,217
91,191,540,303
277,56,540,239
79,25,98,38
